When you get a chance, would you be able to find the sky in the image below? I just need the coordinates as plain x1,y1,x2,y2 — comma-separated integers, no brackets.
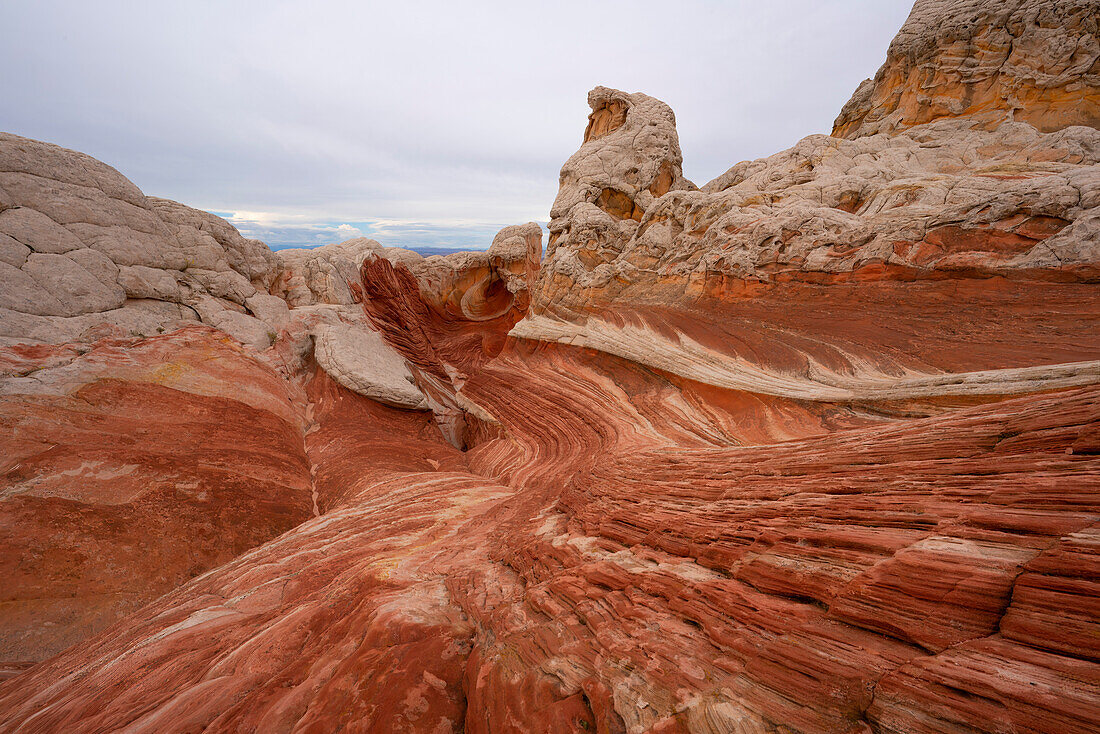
0,1,914,251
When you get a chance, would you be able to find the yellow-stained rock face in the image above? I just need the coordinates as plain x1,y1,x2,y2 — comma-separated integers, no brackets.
583,98,628,142
832,0,1100,138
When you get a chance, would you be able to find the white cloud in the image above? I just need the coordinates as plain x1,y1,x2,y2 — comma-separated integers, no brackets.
333,224,364,239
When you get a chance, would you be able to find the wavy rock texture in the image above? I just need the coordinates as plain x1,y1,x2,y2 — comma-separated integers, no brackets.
1,0,1099,732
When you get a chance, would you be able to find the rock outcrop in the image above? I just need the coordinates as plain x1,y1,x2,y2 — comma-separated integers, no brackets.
0,134,288,347
1,0,1098,732
523,3,1100,418
832,0,1100,137
546,87,695,279
404,222,543,323
0,133,549,667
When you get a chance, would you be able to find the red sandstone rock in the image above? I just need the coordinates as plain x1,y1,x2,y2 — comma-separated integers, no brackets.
0,327,314,669
3,344,1096,732
1,0,1099,732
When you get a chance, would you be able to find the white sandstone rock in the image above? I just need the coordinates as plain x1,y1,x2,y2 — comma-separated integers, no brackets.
21,253,126,316
313,322,428,410
0,206,83,253
245,293,292,330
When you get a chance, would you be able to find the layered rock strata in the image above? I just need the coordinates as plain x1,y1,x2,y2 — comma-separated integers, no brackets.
1,0,1099,732
0,135,545,667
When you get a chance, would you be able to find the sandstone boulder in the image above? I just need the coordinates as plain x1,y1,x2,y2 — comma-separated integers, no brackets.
313,322,428,409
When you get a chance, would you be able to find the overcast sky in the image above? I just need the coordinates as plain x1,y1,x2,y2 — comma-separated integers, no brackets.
1,1,914,251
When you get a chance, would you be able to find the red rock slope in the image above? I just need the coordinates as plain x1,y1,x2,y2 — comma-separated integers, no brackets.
0,328,314,675
1,0,1099,732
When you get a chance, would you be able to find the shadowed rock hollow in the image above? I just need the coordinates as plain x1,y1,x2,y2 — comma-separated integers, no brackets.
1,0,1098,732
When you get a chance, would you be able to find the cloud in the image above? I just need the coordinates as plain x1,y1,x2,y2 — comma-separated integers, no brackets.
0,1,915,251
212,209,534,251
333,224,364,240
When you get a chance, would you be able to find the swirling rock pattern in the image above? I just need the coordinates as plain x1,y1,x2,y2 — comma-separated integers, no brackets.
1,0,1099,732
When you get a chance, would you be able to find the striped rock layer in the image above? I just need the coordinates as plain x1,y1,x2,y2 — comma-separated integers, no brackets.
1,1,1099,732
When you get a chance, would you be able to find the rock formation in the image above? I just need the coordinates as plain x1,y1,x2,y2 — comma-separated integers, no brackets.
0,329,315,667
832,0,1100,137
0,0,1098,732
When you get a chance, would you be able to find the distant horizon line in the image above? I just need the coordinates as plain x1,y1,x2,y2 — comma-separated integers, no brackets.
267,241,490,254
206,210,547,254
